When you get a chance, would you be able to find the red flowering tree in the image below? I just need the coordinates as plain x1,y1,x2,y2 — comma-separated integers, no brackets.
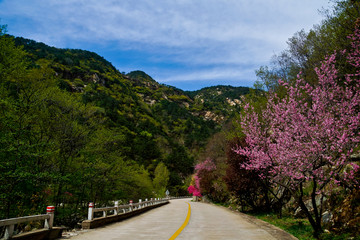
225,137,273,212
187,184,201,197
236,26,360,236
195,158,216,195
188,158,216,198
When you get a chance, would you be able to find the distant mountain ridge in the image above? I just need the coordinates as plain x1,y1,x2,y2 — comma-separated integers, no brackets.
125,70,251,123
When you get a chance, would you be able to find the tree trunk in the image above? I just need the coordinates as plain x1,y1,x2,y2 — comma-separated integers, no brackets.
264,191,271,212
311,179,323,236
5,199,10,219
298,182,323,238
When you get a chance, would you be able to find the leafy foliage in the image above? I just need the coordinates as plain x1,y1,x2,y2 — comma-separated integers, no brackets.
224,137,270,211
153,162,170,197
237,22,360,236
255,0,360,91
186,85,251,121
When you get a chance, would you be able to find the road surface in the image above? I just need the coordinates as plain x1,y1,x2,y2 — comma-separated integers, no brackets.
67,198,296,240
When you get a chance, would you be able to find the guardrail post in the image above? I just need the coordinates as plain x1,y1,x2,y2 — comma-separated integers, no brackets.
114,201,119,215
129,200,133,211
139,199,142,209
4,224,14,239
145,198,148,206
45,206,55,229
88,202,94,220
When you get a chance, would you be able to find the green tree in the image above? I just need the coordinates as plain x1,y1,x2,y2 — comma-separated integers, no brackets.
153,162,170,197
256,0,360,91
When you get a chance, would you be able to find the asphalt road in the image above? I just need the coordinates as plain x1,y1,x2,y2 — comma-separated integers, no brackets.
67,198,296,240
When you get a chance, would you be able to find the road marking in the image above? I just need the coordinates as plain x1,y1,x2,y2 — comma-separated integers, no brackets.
169,202,191,240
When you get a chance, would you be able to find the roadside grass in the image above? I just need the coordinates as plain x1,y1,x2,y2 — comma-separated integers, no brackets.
251,212,316,240
251,212,360,240
212,202,315,239
211,201,359,240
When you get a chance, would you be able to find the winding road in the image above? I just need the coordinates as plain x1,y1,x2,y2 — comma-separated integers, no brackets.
68,198,296,240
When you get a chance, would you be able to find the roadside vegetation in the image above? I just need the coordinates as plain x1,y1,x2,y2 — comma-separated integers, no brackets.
187,1,360,239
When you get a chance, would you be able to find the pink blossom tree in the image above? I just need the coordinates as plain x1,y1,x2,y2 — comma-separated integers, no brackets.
195,157,217,173
187,184,202,197
236,26,360,236
188,158,216,197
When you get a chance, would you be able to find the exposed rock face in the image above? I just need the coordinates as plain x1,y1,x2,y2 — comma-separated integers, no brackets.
322,211,333,224
331,189,360,235
294,195,327,218
203,111,224,122
226,98,237,106
92,73,100,83
234,99,242,105
92,73,105,85
226,97,242,107
204,111,215,120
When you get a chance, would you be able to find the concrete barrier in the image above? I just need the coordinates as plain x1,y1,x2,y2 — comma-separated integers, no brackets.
0,206,64,240
10,227,64,240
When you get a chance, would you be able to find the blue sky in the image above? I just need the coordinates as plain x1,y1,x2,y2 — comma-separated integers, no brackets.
0,0,330,90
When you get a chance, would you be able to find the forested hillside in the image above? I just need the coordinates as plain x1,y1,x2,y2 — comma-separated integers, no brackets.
186,85,251,122
0,29,251,226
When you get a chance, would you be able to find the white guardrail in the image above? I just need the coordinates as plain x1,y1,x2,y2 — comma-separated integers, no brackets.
0,206,55,240
0,196,191,239
87,198,168,221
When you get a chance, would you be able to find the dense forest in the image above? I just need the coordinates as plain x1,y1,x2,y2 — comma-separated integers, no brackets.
0,24,250,227
189,1,360,239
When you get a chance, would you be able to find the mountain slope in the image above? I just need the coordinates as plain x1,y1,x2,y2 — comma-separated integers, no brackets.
125,70,252,123
12,36,252,190
12,37,214,185
186,85,250,122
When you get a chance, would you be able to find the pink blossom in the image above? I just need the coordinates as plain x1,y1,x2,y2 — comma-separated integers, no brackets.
237,26,360,193
188,158,216,197
187,185,202,197
195,158,216,172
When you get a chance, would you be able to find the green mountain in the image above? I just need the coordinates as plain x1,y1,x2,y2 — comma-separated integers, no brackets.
13,36,252,161
1,33,252,224
186,85,250,122
125,71,252,123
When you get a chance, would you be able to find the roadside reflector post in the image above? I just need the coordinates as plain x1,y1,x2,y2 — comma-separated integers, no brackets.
45,206,55,229
5,224,14,239
129,200,133,211
88,202,94,220
114,201,119,215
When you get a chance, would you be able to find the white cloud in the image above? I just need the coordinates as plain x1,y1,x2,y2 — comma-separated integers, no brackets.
0,0,331,88
155,66,256,83
0,0,328,46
